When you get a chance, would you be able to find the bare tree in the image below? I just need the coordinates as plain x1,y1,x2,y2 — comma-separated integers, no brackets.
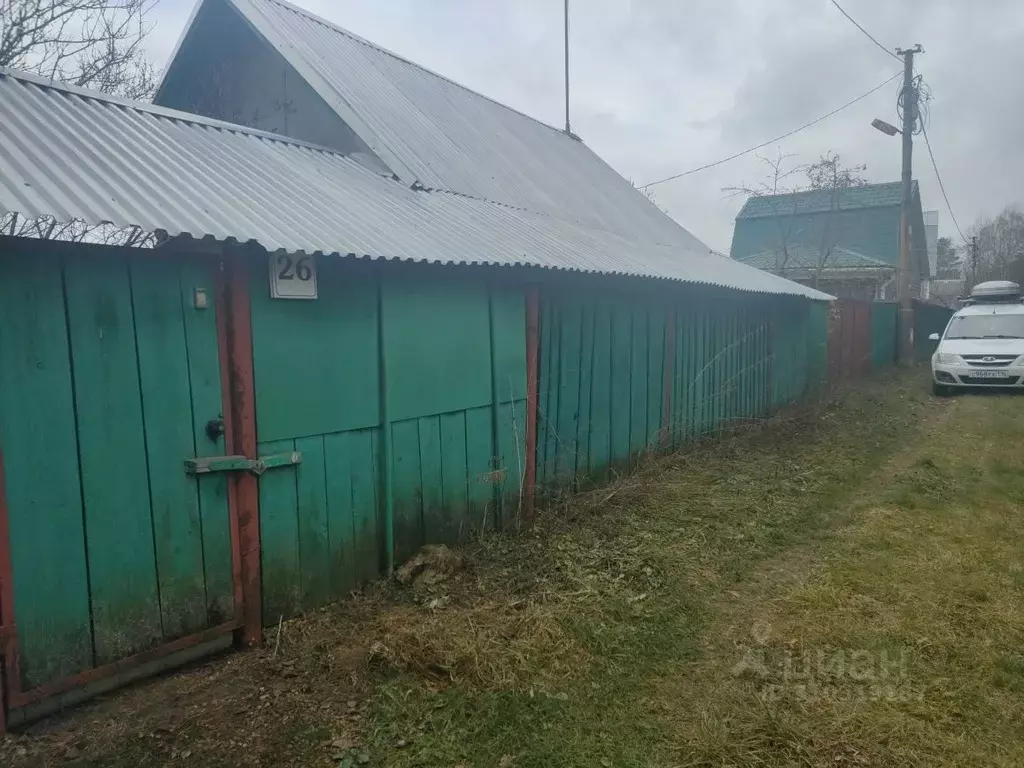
970,206,1024,286
0,0,157,100
724,149,805,274
728,149,870,289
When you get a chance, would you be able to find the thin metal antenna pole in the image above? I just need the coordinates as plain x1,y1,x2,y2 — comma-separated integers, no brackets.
564,0,570,133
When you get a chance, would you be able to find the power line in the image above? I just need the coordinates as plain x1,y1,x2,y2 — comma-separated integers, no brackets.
640,72,901,189
828,0,901,61
920,122,968,245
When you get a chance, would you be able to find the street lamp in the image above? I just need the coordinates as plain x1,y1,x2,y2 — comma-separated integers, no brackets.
871,118,900,137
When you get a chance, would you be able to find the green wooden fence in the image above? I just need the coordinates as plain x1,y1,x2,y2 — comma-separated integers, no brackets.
535,279,829,490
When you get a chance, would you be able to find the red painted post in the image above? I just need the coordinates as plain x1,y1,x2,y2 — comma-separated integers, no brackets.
523,285,540,524
662,309,676,446
220,252,262,646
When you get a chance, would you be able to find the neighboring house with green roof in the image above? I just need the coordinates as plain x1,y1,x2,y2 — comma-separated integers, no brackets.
730,181,931,301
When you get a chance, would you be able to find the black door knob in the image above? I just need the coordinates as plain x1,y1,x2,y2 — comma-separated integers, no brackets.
205,417,226,442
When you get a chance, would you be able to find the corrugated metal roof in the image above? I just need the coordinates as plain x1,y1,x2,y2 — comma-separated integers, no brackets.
202,0,708,252
737,181,919,219
0,68,831,300
736,246,892,271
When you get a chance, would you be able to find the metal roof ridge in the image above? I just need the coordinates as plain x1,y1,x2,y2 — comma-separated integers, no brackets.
0,66,369,160
244,0,580,141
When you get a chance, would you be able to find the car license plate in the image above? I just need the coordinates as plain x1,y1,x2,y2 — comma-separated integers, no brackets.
971,369,1007,378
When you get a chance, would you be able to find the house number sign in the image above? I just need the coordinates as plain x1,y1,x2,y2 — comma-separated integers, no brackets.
269,252,318,299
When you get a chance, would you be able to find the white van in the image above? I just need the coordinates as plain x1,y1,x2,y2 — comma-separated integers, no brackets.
930,281,1024,396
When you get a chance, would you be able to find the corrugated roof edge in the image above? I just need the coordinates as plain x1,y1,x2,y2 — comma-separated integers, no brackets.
3,66,361,158
169,0,717,256
736,181,920,220
0,68,833,302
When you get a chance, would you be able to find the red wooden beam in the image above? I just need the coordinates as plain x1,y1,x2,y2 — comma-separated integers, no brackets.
523,285,540,524
9,620,238,709
662,309,676,446
221,253,262,646
215,265,244,633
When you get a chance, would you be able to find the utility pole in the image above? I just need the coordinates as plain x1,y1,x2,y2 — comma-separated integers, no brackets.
564,0,571,134
897,44,922,365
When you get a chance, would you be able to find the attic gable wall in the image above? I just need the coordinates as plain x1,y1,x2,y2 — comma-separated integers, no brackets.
155,0,385,168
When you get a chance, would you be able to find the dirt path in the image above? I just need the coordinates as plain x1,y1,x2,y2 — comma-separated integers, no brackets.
5,373,1024,767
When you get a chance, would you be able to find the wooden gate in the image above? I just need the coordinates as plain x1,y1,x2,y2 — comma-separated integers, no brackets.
0,245,243,718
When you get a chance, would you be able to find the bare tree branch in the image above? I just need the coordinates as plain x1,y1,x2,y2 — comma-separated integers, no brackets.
0,0,158,100
0,211,157,247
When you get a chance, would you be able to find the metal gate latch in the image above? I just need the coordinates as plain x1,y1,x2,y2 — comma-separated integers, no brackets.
183,451,302,476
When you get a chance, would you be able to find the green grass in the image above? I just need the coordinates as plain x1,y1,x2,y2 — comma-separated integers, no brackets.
358,372,955,766
10,371,1024,767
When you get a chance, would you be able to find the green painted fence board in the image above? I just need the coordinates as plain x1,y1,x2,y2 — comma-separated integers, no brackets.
295,436,330,611
130,259,207,640
610,303,633,464
465,405,495,532
497,399,527,516
64,256,162,664
576,304,595,476
539,296,560,484
383,277,492,422
440,411,469,541
418,416,444,544
350,428,381,584
589,305,612,475
250,259,380,442
323,431,358,595
629,308,649,453
490,285,527,404
870,303,898,369
258,437,301,620
647,308,665,446
391,418,424,564
556,299,583,478
178,262,234,626
0,252,93,688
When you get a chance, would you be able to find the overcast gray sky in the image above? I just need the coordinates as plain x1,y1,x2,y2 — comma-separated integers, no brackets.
148,0,1022,252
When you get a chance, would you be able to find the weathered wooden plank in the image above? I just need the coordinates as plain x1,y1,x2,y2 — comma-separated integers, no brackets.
64,255,162,664
250,258,380,442
295,436,330,610
382,276,492,422
629,307,649,454
390,418,424,564
496,399,527,522
0,251,93,688
490,284,527,404
588,303,612,475
130,259,207,641
323,431,357,595
539,295,561,486
647,306,665,447
609,301,633,464
257,438,300,622
555,298,583,481
418,416,444,544
439,411,469,542
179,261,234,627
350,428,381,584
465,405,495,534
575,302,595,477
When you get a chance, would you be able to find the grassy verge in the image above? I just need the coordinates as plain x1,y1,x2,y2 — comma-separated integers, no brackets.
359,372,941,766
12,371,1024,767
